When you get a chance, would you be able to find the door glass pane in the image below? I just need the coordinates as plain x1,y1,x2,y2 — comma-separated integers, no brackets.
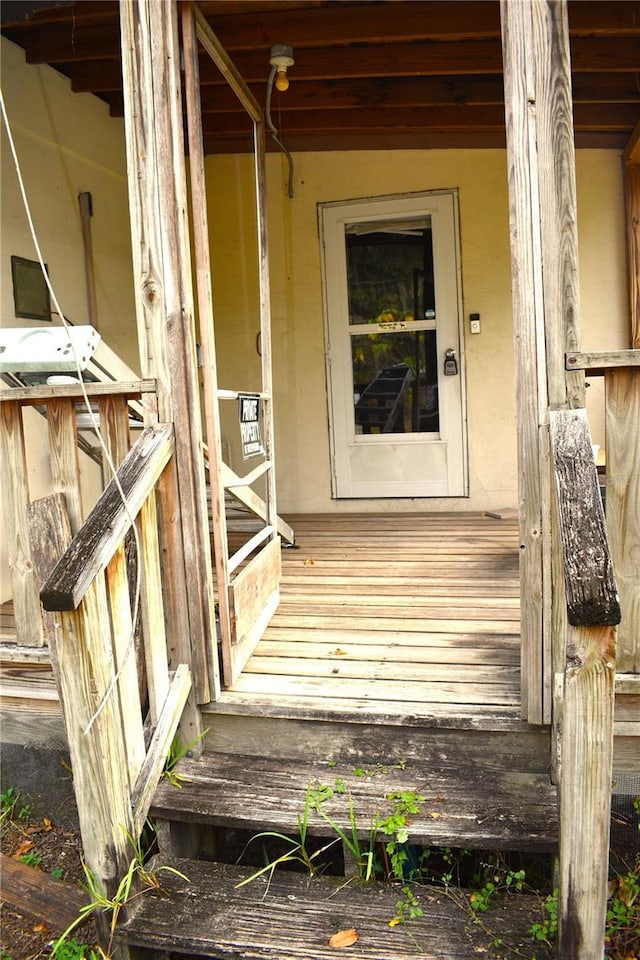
346,219,438,435
352,331,439,434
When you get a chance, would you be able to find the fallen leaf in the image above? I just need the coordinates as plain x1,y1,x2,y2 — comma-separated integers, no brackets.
388,917,401,927
303,558,315,565
328,928,358,948
33,923,49,933
331,648,348,656
43,817,52,830
429,811,442,819
13,839,35,858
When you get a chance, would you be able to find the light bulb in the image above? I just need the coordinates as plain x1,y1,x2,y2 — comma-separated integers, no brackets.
275,69,289,92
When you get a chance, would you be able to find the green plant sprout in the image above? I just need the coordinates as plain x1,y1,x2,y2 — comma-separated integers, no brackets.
162,727,209,788
52,830,189,960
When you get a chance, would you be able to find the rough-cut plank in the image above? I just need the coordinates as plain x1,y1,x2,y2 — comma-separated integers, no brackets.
104,544,146,790
57,582,135,890
119,857,553,960
226,537,281,683
202,714,551,771
138,490,170,723
0,380,155,405
131,663,192,835
151,744,557,850
253,640,519,665
40,425,174,611
0,402,45,647
242,656,519,686
500,0,546,724
120,0,213,706
565,349,640,371
549,408,620,626
606,368,640,671
229,673,519,707
27,494,72,658
0,853,87,934
151,752,556,852
558,625,616,959
46,398,84,535
183,6,231,695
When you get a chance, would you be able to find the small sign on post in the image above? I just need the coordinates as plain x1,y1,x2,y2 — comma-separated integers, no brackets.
238,393,264,460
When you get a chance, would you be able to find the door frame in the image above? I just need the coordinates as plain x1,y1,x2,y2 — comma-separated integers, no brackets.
319,189,468,500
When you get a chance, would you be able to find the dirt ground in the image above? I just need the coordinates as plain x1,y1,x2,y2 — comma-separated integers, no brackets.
0,805,97,960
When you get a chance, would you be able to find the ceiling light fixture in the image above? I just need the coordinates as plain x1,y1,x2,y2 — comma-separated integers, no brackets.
266,44,295,198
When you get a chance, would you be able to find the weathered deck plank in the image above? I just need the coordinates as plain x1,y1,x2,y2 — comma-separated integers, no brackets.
217,512,524,720
151,753,557,852
119,858,553,960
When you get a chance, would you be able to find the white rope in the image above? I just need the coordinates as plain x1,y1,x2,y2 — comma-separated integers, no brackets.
0,88,143,735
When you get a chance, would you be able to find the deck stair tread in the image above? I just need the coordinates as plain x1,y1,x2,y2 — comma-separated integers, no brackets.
151,753,558,852
119,857,551,960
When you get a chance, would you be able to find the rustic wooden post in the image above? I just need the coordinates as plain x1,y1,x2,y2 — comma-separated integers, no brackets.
500,0,585,716
550,409,620,960
119,0,218,715
624,122,639,349
605,367,640,672
0,401,45,647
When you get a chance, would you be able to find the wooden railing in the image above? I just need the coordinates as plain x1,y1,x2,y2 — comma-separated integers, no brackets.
550,407,621,960
1,384,193,894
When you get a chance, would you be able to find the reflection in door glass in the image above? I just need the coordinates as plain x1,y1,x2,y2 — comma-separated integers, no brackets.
346,220,439,435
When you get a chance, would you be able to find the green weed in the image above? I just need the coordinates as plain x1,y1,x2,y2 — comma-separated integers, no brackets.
0,786,33,826
162,728,209,788
19,850,43,867
52,830,189,960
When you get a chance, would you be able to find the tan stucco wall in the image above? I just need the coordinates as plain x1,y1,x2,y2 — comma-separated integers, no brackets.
205,148,628,516
0,38,136,602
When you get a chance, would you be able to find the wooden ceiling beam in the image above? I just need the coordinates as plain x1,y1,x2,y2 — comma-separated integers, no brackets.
172,103,640,137
3,0,637,43
200,2,503,48
0,1,117,29
201,129,628,154
62,61,640,109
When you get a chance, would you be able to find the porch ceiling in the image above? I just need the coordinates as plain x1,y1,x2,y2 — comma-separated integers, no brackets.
2,0,639,153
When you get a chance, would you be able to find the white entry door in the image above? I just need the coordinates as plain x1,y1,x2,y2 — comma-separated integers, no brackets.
320,190,467,498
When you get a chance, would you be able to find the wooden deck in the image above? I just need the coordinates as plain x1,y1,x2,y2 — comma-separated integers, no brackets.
213,512,523,726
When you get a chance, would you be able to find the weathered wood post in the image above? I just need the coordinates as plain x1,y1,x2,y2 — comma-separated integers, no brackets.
550,409,620,958
119,0,218,726
501,3,621,956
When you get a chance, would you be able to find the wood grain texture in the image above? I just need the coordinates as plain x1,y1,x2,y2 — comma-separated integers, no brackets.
119,857,554,960
558,625,616,960
41,425,174,611
182,2,227,699
0,403,45,647
500,0,546,724
605,368,640,670
565,349,640,371
0,853,88,934
549,408,620,626
46,398,84,535
57,583,135,890
150,752,557,852
26,494,72,686
624,161,639,348
120,0,214,705
131,662,191,835
0,381,154,405
217,512,523,719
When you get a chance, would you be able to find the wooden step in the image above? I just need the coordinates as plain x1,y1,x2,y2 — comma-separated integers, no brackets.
150,752,558,852
118,857,553,960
